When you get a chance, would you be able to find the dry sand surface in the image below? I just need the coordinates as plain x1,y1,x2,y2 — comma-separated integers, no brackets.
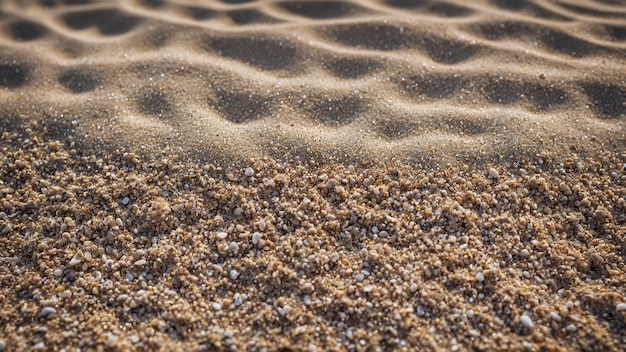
0,0,625,351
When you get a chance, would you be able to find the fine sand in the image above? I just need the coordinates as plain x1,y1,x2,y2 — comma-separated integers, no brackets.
1,0,625,351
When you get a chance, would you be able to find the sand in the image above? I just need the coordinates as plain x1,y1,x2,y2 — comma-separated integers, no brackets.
0,0,625,351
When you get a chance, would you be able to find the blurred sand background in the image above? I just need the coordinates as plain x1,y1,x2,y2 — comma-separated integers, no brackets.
0,0,625,351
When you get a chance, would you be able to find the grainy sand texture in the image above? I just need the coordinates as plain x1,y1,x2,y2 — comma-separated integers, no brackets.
1,0,625,351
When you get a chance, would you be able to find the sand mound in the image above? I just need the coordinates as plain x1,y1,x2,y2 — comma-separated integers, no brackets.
1,0,625,166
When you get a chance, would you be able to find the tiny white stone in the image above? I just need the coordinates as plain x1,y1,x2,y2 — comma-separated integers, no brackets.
33,342,45,350
228,242,239,252
229,269,239,280
212,302,222,310
122,197,130,205
488,167,500,179
134,259,147,266
476,272,485,282
217,232,228,239
616,303,626,312
41,307,56,317
409,283,418,293
363,285,373,292
252,232,261,245
106,333,118,345
258,219,266,231
566,324,576,332
303,295,312,305
371,226,379,234
130,335,140,344
520,314,534,328
69,257,81,266
244,167,255,177
550,311,562,321
126,273,134,281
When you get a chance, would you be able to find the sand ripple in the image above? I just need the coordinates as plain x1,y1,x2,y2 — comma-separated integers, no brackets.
0,0,624,166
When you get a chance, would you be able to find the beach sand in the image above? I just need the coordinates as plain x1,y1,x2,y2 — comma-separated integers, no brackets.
0,0,625,350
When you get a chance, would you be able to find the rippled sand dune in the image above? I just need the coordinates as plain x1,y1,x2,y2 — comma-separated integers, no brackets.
0,0,625,351
1,0,624,166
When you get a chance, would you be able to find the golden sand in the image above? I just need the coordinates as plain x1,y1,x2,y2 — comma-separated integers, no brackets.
1,124,625,351
1,0,625,351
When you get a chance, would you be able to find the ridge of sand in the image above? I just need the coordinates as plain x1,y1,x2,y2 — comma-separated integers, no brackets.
1,0,625,167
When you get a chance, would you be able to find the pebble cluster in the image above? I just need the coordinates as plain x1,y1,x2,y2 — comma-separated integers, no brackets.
0,123,625,351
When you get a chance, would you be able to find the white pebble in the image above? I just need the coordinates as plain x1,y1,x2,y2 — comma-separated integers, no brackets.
371,226,379,234
303,295,312,305
616,303,626,312
520,314,534,328
106,333,118,346
130,335,140,344
229,269,239,280
488,167,500,179
252,232,261,245
69,257,82,266
212,302,222,311
33,342,45,350
258,219,266,231
566,324,576,332
228,242,239,252
302,282,314,292
409,283,418,293
476,272,485,282
122,197,130,205
41,307,56,317
550,311,562,322
363,285,373,292
126,273,134,281
244,167,255,177
134,259,147,266
217,232,228,239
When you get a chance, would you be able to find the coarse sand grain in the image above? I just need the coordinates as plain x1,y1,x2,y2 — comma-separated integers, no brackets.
0,125,625,351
